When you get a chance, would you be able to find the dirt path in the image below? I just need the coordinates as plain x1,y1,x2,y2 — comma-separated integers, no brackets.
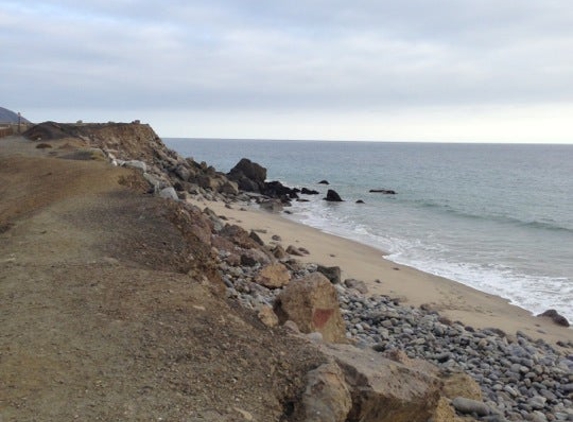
0,136,323,421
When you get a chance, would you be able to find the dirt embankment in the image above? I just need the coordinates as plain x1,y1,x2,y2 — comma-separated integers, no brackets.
0,135,325,421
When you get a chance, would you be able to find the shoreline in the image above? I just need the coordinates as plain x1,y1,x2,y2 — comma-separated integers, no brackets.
189,196,573,345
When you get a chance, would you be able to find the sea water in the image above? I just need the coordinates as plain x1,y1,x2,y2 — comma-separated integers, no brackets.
165,138,573,323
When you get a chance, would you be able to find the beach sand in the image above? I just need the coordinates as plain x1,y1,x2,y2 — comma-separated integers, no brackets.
190,196,573,346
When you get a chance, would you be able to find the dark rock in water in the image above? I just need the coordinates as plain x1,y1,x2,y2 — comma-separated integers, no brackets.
356,200,365,204
318,180,329,185
537,309,570,327
227,158,267,193
301,187,319,195
264,180,298,199
369,189,396,195
324,189,343,202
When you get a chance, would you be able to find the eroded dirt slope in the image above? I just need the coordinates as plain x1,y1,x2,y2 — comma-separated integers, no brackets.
0,136,324,421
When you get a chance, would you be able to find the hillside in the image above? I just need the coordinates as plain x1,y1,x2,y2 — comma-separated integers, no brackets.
0,106,30,124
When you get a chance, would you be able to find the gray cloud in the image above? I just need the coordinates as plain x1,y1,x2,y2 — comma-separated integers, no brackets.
2,1,573,126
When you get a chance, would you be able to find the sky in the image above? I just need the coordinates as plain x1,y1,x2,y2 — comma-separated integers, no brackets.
1,1,573,142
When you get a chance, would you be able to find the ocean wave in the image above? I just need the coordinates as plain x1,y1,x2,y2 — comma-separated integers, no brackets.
387,252,573,324
403,198,573,234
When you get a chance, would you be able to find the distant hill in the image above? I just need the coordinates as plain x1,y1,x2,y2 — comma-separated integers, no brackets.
0,107,31,124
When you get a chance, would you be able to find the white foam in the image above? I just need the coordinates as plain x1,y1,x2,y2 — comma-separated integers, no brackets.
286,199,573,325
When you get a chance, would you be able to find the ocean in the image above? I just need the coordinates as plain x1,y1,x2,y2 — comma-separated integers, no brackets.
165,138,573,324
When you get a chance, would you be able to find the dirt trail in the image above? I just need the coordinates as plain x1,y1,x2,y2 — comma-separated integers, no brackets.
0,136,323,421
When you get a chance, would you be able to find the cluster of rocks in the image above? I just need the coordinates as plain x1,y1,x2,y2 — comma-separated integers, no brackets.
197,201,573,421
341,294,573,421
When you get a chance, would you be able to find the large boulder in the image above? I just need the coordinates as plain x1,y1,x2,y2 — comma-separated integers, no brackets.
295,362,352,422
274,272,347,343
324,344,443,422
227,158,267,193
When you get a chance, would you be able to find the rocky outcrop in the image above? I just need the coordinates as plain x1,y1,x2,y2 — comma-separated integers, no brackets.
227,158,267,193
274,272,347,343
22,122,239,198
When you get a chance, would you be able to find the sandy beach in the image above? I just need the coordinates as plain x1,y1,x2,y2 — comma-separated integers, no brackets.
189,196,573,346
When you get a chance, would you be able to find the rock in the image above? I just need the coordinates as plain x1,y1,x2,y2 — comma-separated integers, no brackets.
451,397,491,417
274,272,347,343
249,230,264,246
218,180,239,195
159,187,178,200
369,189,396,194
257,305,279,327
240,249,271,267
174,164,192,181
306,332,324,344
432,397,457,422
301,187,320,195
272,245,289,260
259,199,283,213
343,279,368,294
441,372,483,401
356,200,365,204
537,309,570,327
325,344,443,422
295,362,352,422
317,265,342,284
286,245,305,257
227,158,267,193
255,263,291,289
324,189,343,202
122,159,147,172
220,224,259,249
264,180,298,199
318,180,329,185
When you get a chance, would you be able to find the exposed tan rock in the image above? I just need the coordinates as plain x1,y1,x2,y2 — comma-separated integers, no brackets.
257,305,279,328
432,397,457,422
442,372,483,401
274,272,346,343
256,263,291,288
324,344,443,422
295,362,352,422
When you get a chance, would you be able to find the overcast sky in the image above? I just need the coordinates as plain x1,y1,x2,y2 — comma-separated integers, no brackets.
2,1,572,142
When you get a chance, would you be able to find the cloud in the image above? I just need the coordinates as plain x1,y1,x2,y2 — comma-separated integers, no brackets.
2,0,572,140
